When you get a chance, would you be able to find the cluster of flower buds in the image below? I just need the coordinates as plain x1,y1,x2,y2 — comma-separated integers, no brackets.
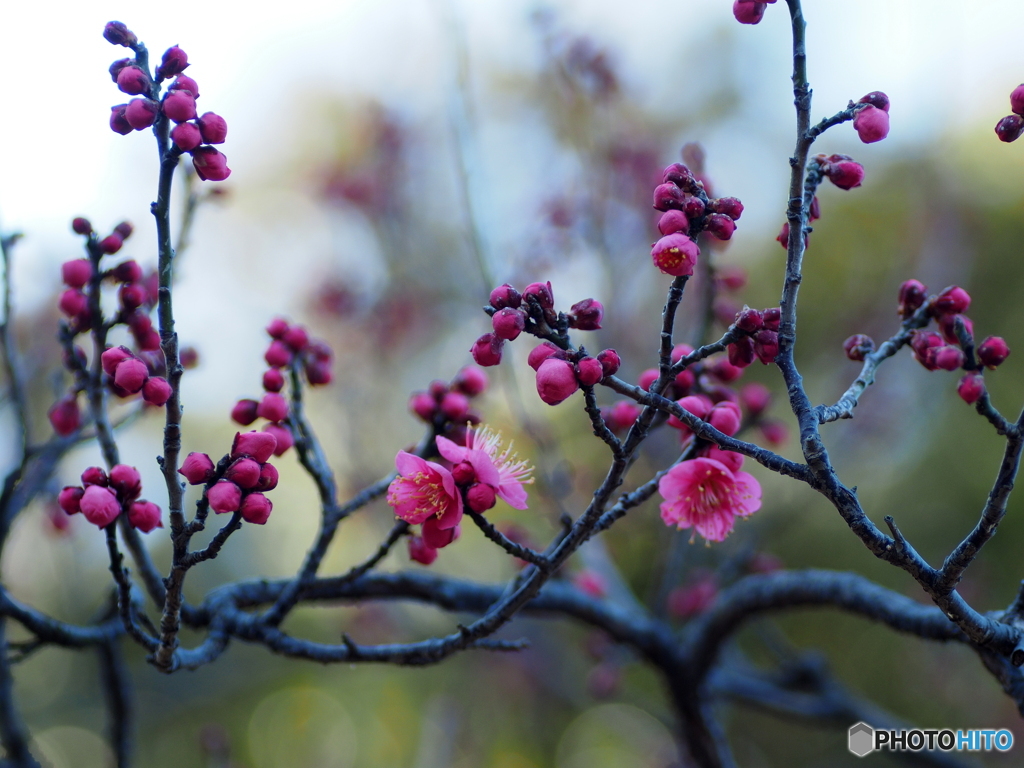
995,84,1024,143
853,92,890,144
58,464,162,532
649,162,743,276
726,306,781,368
101,346,172,403
732,0,778,25
529,344,620,406
104,22,230,181
179,432,279,525
408,366,488,442
846,280,1010,405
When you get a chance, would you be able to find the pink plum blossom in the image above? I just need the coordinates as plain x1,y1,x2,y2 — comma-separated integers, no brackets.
658,457,762,542
387,452,463,528
436,425,533,511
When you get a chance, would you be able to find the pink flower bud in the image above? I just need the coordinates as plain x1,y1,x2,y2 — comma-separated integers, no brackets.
141,376,171,408
466,483,497,512
240,493,273,525
826,160,865,190
109,259,141,283
603,401,641,434
933,286,971,315
911,331,943,369
662,163,693,186
528,341,563,370
125,98,158,130
977,337,1010,368
118,283,146,311
162,90,197,122
853,105,889,143
98,233,124,254
110,104,133,135
759,419,789,446
733,307,763,333
492,307,526,340
169,75,200,98
709,401,742,436
651,234,699,277
568,298,604,331
535,358,579,405
596,349,621,377
470,333,504,367
81,485,121,527
116,66,149,95
638,368,659,392
114,358,149,394
282,326,308,351
305,359,332,386
257,393,289,422
673,368,694,393
440,391,471,421
1010,85,1024,117
208,481,242,514
575,356,604,386
843,334,875,361
653,183,686,211
72,217,93,235
197,112,227,144
728,337,755,368
667,395,712,432
82,467,108,487
995,115,1024,143
710,197,744,220
190,146,231,181
522,281,554,310
858,91,889,112
103,22,136,46
938,313,972,346
451,461,476,485
957,373,985,405
926,345,965,371
232,431,278,463
740,382,771,416
61,260,93,289
226,458,261,489
409,392,437,421
109,464,142,500
704,213,736,240
762,308,781,331
657,210,689,236
263,423,294,456
170,122,202,151
897,279,927,318
753,330,779,365
408,536,438,565
809,196,821,221
710,357,743,383
48,396,80,435
682,196,706,219
179,452,215,485
264,340,293,368
59,486,84,515
452,366,488,397
128,500,162,532
489,284,521,310
732,1,767,24
157,46,189,79
256,463,279,492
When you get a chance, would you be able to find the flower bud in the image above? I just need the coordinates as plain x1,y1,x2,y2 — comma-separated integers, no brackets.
470,333,504,367
451,461,476,485
528,341,563,370
740,382,771,416
232,431,278,463
48,395,80,435
190,146,231,181
282,326,308,351
651,234,699,277
103,21,136,46
264,340,293,368
826,160,865,190
858,91,890,112
110,104,133,135
762,308,781,331
489,283,521,310
142,376,171,406
409,392,437,421
466,483,497,513
125,98,158,130
911,331,943,369
603,401,641,434
709,401,742,436
977,337,1010,368
119,282,146,311
128,500,162,532
575,356,604,386
81,467,108,487
732,1,767,24
709,357,743,383
938,313,972,346
110,260,141,284
933,286,971,315
114,358,149,393
653,183,686,211
809,196,821,221
1010,85,1024,117
957,373,985,405
197,112,227,144
179,452,215,485
897,279,927,318
440,391,471,421
240,493,273,525
843,334,875,361
72,217,93,235
226,458,262,489
492,307,526,340
98,233,124,254
157,46,189,79
80,485,121,527
596,349,621,378
995,115,1024,143
522,281,554,310
305,359,333,386
59,486,85,515
109,464,142,499
408,536,438,565
208,481,242,514
682,196,705,219
568,298,603,330
733,307,763,333
710,197,744,220
704,214,735,240
535,358,579,405
716,266,747,292
926,345,965,371
759,419,789,446
256,463,279,492
263,423,294,456
853,105,889,143
170,122,202,151
169,75,200,98
162,90,197,122
257,393,289,422
753,329,779,364
728,337,755,368
662,163,692,186
452,366,488,397
422,518,459,549
61,260,93,289
667,395,712,432
638,368,659,392
116,66,150,96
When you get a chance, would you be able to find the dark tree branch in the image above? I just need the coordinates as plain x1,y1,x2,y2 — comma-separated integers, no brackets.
0,619,39,768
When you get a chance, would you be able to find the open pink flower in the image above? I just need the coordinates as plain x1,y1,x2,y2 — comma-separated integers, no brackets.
436,425,533,510
387,452,463,528
657,458,761,543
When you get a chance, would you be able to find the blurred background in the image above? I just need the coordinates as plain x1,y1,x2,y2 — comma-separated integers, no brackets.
2,0,1024,765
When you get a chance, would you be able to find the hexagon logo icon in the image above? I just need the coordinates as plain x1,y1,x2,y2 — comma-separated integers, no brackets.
848,722,875,757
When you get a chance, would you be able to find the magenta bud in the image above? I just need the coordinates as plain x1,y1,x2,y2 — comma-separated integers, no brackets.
958,373,985,405
136,327,161,352
440,391,471,421
190,146,231,182
111,259,142,283
667,395,712,432
170,122,202,151
759,419,789,447
933,286,971,315
809,196,821,221
717,267,747,292
103,21,136,47
939,313,972,346
231,399,260,426
466,483,497,513
114,358,148,393
734,307,763,333
826,160,865,190
408,536,438,565
257,393,289,422
57,289,88,317
256,463,279,492
263,423,294,456
710,197,744,220
108,59,132,83
996,115,1024,143
709,402,742,437
119,283,146,311
58,486,85,515
197,112,228,144
142,376,172,406
125,98,158,130
422,518,459,549
596,349,621,377
657,210,690,236
651,234,699,277
305,359,332,386
732,1,767,24
977,337,1010,368
264,340,293,368
662,163,693,186
262,369,285,393
535,358,579,405
208,481,242,514
492,307,526,340
603,401,642,434
911,331,944,369
452,366,488,397
522,281,554,310
728,337,755,368
80,485,121,527
528,341,563,371
575,356,604,386
568,298,604,330
169,75,200,98
653,183,686,212
179,452,215,485
753,330,779,365
489,283,521,310
72,217,93,235
128,500,162,533
48,396,81,436
853,105,889,143
451,461,476,486
240,493,273,525
843,334,875,361
99,347,132,377
109,464,142,500
470,333,504,367
704,213,736,241
858,91,890,112
682,196,706,219
897,279,927,318
710,357,743,383
98,233,124,254
116,66,150,96
740,382,771,416
762,308,781,331
282,326,309,351
157,46,189,79
61,260,93,289
409,392,437,422
1010,85,1024,117
81,469,107,490
162,90,197,123
638,368,659,392
226,458,262,489
110,104,133,135
927,345,965,371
